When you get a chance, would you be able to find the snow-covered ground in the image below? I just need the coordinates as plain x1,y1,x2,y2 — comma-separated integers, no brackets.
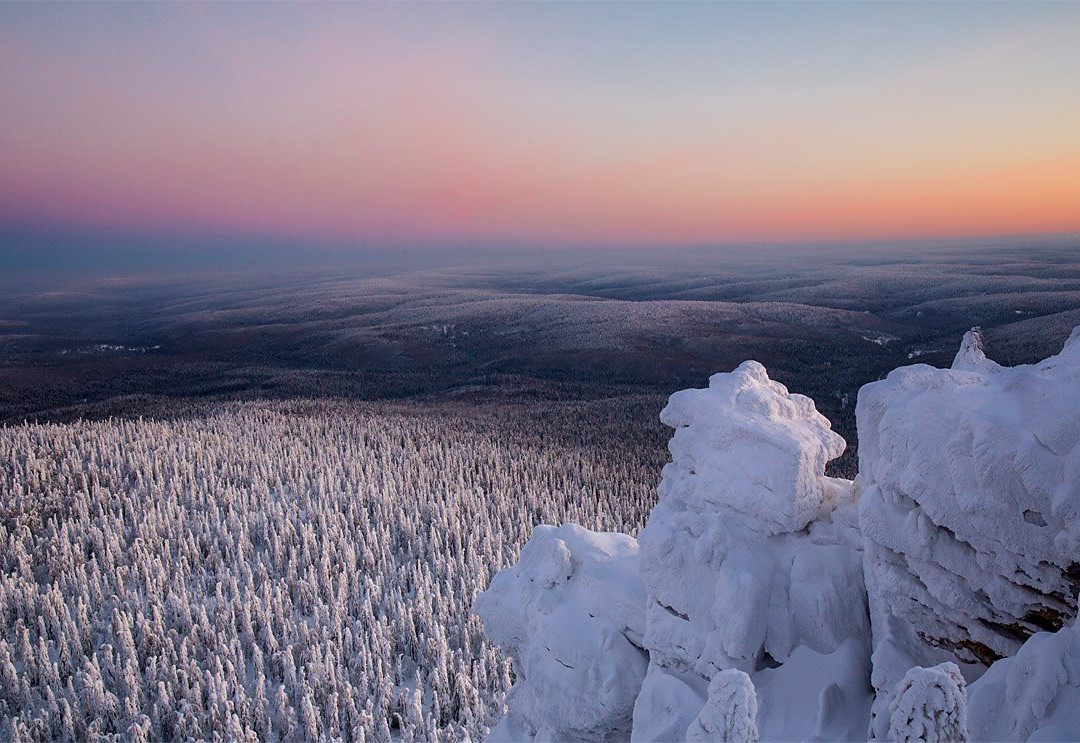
478,327,1080,741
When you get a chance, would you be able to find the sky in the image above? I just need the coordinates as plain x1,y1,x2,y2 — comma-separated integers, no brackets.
1,1,1080,271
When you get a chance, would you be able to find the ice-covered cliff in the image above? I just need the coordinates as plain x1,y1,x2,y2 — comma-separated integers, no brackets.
475,328,1080,742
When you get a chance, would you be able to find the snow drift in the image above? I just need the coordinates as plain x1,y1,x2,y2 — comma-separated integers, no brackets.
476,327,1080,741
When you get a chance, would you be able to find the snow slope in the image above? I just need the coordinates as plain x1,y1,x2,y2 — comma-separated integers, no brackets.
477,326,1080,741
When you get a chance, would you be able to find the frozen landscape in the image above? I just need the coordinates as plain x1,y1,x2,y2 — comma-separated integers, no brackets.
0,398,663,740
3,0,1080,739
6,246,1080,477
2,253,1080,740
4,295,1080,739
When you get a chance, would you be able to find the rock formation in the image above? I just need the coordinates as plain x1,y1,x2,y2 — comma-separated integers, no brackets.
476,328,1080,742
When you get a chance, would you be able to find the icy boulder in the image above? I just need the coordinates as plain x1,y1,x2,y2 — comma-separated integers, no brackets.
967,603,1080,741
473,523,648,742
633,361,870,740
858,327,1080,738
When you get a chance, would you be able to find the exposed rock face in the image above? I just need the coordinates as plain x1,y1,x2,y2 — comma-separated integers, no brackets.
967,605,1080,741
473,524,647,742
858,327,1080,738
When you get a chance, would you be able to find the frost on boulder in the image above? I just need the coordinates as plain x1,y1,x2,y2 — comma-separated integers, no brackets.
887,662,968,743
633,361,870,741
858,327,1080,739
473,523,647,742
685,669,759,743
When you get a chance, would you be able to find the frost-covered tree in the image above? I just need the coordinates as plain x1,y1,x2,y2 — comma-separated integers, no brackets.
685,669,759,743
887,662,968,743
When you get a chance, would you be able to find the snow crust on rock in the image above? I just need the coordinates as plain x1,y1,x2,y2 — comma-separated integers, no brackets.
476,361,871,742
636,359,866,673
656,360,847,536
967,605,1080,742
632,361,871,741
858,327,1080,737
473,523,647,742
638,360,864,675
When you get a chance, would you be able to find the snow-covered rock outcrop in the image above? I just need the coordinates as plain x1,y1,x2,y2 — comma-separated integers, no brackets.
858,327,1080,737
476,326,1080,742
478,361,871,741
632,360,870,741
473,523,647,741
638,361,864,666
651,360,848,536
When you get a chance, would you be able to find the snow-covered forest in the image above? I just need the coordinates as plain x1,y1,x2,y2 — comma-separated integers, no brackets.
0,398,666,741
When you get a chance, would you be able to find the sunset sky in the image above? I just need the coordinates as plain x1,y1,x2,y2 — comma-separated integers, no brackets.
2,1,1080,267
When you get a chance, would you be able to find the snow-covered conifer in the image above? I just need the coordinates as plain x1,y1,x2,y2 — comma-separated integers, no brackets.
887,663,968,743
686,669,759,743
0,398,660,739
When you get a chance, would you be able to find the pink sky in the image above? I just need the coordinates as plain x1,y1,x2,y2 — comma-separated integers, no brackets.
2,3,1079,252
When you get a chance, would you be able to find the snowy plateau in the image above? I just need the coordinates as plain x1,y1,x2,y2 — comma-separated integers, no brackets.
476,327,1080,742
